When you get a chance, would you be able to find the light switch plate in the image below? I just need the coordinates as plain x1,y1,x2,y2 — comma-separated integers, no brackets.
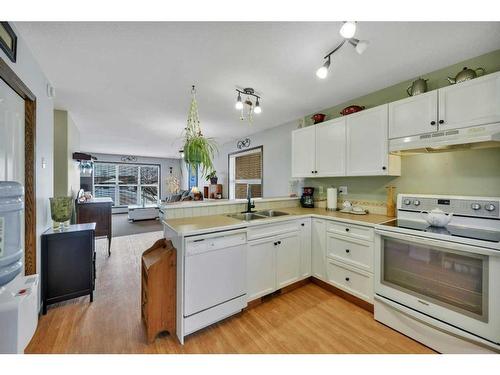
339,186,348,195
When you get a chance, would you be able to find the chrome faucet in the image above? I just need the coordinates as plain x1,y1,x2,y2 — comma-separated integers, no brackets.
244,184,256,213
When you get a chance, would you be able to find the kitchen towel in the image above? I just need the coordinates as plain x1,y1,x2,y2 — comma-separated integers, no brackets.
327,188,338,211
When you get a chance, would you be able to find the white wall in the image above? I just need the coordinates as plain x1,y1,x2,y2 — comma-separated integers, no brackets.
1,24,55,279
89,152,183,200
210,119,299,198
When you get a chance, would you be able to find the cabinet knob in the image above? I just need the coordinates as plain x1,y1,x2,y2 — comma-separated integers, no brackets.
274,242,278,246
277,241,282,245
430,121,436,125
345,277,350,282
382,166,386,170
301,223,305,226
345,228,350,232
315,170,318,174
439,120,444,124
345,249,350,253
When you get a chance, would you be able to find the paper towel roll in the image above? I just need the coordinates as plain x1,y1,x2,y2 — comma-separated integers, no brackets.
327,188,337,211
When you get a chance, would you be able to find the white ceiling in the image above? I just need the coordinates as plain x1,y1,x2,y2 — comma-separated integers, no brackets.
15,22,500,158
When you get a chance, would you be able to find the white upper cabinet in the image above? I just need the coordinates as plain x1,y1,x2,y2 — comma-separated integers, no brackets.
388,72,500,139
291,126,315,178
346,104,399,176
389,90,438,139
438,72,500,131
315,118,346,176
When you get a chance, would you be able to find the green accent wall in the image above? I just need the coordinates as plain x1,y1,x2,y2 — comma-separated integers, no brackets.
303,49,500,202
304,49,500,125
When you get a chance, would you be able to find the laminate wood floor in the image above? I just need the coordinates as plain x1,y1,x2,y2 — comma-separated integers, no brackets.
26,231,434,354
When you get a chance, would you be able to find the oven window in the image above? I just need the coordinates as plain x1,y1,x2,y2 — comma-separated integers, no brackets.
382,237,488,321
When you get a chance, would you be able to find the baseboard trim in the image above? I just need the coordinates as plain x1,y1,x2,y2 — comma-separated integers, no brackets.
310,277,374,313
244,277,374,314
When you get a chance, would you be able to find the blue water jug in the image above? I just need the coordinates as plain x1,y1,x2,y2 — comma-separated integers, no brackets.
0,181,24,286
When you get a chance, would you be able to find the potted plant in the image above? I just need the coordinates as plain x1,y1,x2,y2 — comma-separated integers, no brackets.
182,86,218,177
206,171,218,185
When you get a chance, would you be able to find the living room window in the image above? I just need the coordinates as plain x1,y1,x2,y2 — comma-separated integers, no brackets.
228,146,263,200
93,162,160,207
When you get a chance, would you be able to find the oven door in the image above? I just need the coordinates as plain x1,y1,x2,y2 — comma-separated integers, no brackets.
374,230,500,345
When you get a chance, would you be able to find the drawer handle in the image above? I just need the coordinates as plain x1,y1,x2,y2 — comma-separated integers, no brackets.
345,249,350,253
345,277,350,282
345,228,350,232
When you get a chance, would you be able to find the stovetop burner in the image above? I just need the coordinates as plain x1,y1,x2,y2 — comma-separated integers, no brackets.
381,219,500,243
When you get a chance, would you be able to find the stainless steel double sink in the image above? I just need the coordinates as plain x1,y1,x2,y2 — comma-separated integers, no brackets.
227,210,290,221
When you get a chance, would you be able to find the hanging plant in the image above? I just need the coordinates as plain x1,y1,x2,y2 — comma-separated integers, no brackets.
182,85,218,177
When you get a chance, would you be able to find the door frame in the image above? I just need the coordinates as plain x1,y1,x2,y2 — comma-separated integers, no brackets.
0,56,37,275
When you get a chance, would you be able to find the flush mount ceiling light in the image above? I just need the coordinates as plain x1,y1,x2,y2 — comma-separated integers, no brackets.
235,88,262,124
316,21,370,80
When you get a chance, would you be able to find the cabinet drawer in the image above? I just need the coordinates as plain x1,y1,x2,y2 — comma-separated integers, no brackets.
327,235,373,272
247,220,300,241
326,221,373,241
326,259,373,302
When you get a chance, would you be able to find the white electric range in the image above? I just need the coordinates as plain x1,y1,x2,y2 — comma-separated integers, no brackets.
374,194,500,353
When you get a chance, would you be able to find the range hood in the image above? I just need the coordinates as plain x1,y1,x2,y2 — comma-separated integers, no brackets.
390,123,500,154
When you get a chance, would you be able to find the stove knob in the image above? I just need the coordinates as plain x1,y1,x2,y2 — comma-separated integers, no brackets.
471,203,481,210
403,199,411,205
485,204,496,212
413,200,421,207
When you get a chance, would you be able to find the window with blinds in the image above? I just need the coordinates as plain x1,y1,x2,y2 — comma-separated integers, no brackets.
93,162,160,206
229,147,263,200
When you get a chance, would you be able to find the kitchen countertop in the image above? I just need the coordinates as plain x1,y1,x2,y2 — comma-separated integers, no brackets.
163,206,394,237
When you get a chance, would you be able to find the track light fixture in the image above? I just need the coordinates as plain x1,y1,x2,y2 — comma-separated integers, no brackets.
316,22,369,79
234,88,262,124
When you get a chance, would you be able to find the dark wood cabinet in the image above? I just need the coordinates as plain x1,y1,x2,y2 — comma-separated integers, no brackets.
76,197,112,255
41,223,96,315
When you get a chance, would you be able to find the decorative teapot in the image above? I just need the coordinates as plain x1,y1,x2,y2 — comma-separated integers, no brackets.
447,66,485,84
421,208,453,227
407,77,428,96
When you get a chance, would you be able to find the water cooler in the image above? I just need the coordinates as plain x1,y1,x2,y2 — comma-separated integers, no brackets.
0,181,39,354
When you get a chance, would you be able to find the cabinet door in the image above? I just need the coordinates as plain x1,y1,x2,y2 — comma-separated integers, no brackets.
247,238,276,301
315,118,346,176
311,219,326,280
346,105,390,176
438,72,500,131
276,231,301,289
299,219,312,279
291,126,316,178
388,90,438,139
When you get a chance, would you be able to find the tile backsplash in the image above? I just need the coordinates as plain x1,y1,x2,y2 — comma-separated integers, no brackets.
161,198,300,220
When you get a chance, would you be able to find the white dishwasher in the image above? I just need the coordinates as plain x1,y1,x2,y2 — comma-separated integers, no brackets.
184,229,247,335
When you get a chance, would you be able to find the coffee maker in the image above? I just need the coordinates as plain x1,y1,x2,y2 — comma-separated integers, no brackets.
300,187,315,208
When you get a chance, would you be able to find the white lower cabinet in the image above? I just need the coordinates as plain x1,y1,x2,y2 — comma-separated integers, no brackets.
246,220,311,302
311,219,327,280
276,232,301,289
246,217,375,304
247,237,276,301
299,218,312,279
326,259,373,302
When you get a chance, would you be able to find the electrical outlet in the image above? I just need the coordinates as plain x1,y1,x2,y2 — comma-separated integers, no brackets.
339,186,348,195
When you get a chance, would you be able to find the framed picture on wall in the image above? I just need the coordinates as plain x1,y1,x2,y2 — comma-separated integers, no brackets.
0,22,17,63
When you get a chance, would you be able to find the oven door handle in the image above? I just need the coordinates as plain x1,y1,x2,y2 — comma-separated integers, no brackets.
375,228,500,257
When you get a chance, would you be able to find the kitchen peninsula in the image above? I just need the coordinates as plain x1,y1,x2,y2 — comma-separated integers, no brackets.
163,198,393,344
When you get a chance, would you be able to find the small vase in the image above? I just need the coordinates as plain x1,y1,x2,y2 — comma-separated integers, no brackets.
50,197,73,230
210,177,218,185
